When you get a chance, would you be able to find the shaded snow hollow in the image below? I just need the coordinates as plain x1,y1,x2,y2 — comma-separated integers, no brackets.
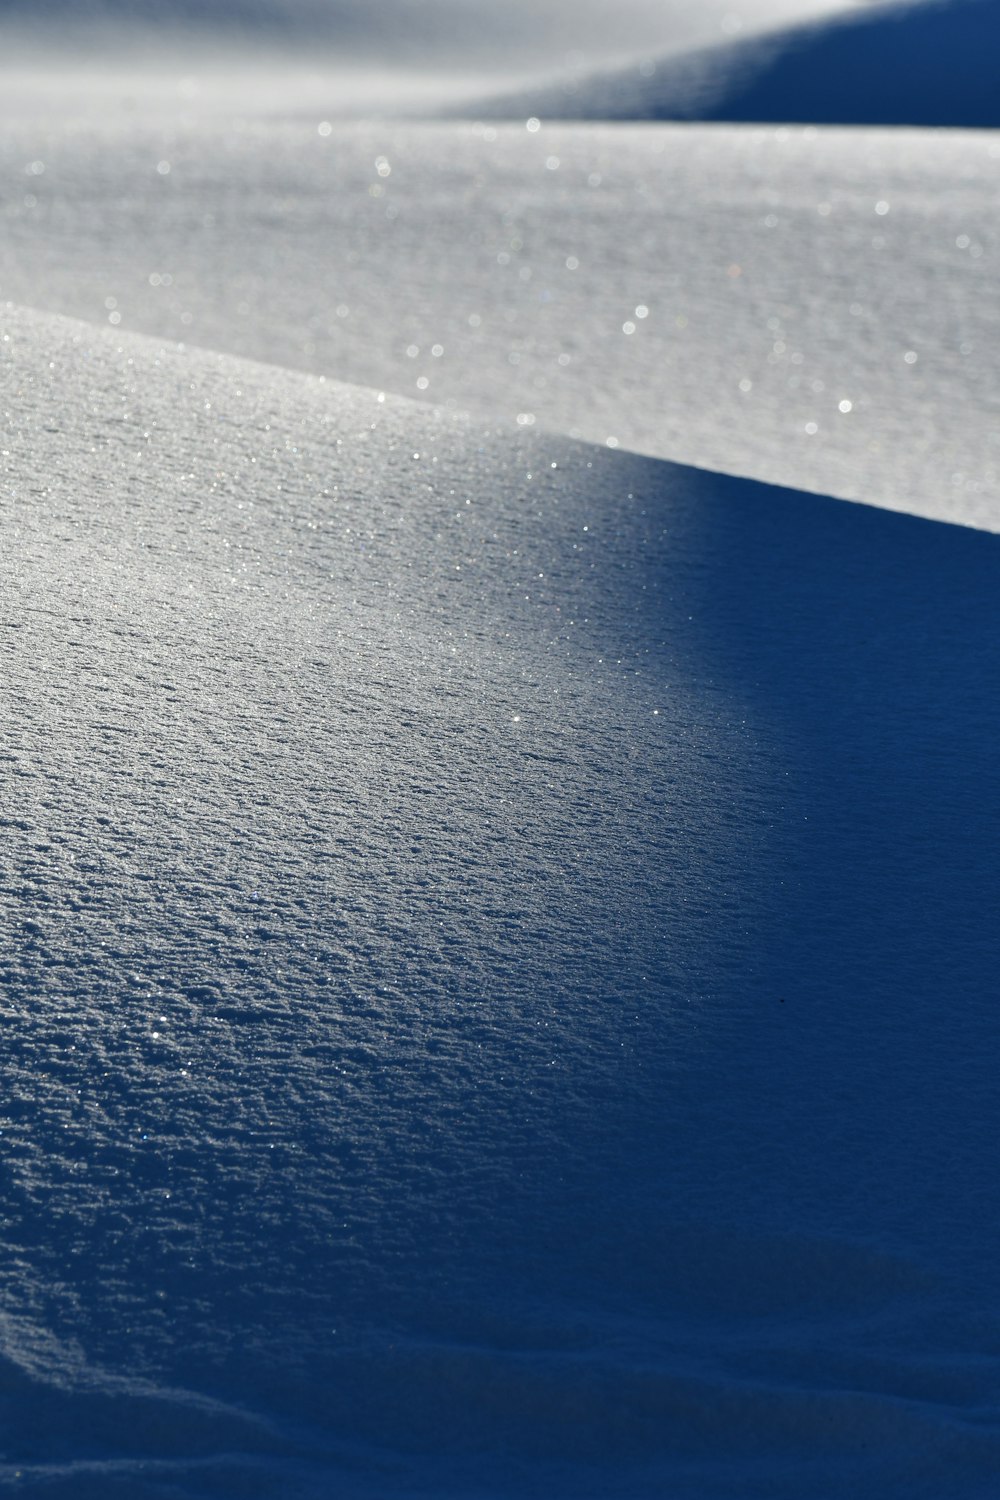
2,306,1000,1496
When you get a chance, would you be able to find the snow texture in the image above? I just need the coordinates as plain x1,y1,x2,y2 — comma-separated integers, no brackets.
1,121,998,527
2,2,1000,1495
4,302,1000,1497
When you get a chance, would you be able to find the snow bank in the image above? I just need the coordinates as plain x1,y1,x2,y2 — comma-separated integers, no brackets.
0,0,862,120
470,0,1000,128
0,0,866,65
3,305,1000,1496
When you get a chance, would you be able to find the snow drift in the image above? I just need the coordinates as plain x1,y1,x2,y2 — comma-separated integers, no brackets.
470,0,1000,128
3,305,1000,1496
1,120,997,528
0,0,863,116
3,0,1000,1489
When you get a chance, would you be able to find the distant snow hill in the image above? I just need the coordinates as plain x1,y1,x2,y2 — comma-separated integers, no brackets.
0,0,868,73
2,120,997,531
469,0,1000,127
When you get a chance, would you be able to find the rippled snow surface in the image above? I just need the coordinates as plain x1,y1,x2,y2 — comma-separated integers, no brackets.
2,5,1000,1495
3,305,1000,1497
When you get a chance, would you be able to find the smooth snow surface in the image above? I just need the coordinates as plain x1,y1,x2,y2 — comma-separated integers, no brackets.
473,0,1000,128
0,0,868,119
3,4,1000,1496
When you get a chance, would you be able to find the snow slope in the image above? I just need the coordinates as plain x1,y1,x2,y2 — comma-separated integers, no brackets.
3,305,1000,1497
0,0,867,119
471,0,1000,128
0,0,860,57
3,0,1000,1491
1,119,997,527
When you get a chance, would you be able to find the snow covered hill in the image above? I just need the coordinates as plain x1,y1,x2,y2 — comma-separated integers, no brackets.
3,0,1000,1492
0,0,867,116
471,0,1000,128
1,120,997,528
3,305,1000,1497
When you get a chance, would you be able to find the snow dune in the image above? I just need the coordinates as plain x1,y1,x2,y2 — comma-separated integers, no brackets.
4,0,1000,1491
3,305,1000,1496
0,0,865,120
471,0,1000,128
1,119,997,527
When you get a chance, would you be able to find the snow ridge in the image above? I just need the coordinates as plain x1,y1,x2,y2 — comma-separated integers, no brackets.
3,306,1000,1495
469,0,1000,128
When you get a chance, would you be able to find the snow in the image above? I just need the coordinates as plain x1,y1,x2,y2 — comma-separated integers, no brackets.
0,0,869,123
2,4,1000,1495
0,0,870,98
1,120,998,527
472,0,1000,129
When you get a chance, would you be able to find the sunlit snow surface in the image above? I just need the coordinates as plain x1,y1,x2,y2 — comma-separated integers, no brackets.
2,4,1000,1495
3,306,1000,1498
1,120,997,525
